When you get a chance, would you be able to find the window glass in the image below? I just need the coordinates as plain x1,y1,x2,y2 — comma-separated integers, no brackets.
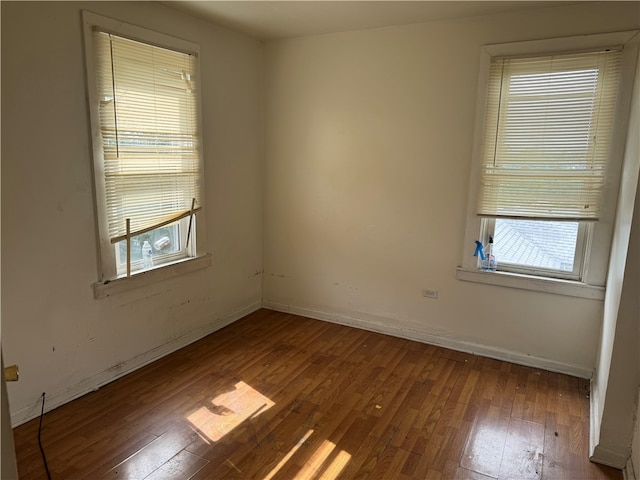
116,223,182,275
493,219,579,272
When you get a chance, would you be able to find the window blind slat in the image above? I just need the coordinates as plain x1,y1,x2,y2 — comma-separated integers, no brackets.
94,31,201,241
477,49,621,220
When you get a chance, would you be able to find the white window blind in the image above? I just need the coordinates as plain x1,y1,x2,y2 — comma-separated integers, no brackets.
93,31,202,243
477,49,622,220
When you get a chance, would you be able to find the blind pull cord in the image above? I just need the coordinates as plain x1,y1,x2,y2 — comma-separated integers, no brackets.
126,218,131,278
186,198,196,249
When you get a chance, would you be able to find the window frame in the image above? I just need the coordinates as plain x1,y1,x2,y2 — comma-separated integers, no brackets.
82,11,208,288
459,30,639,296
480,218,590,281
114,218,195,278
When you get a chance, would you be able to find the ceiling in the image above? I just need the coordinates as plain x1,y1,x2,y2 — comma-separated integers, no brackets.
162,1,582,41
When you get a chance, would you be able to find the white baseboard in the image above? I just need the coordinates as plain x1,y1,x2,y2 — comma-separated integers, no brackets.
591,444,630,470
589,376,636,471
624,456,636,480
11,301,261,427
262,301,593,379
590,382,601,465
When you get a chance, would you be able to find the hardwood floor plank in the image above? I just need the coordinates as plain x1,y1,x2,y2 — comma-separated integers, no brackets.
450,367,481,406
424,402,477,477
455,466,497,479
142,450,208,480
366,445,402,479
461,399,509,478
349,422,399,479
498,418,544,480
542,412,584,480
583,460,628,480
13,309,622,480
189,399,316,476
101,426,199,479
60,431,159,478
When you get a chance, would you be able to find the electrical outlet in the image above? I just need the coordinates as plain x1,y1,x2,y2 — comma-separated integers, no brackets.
422,289,438,299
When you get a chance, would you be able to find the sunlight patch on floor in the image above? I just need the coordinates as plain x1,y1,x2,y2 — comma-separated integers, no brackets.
187,381,275,442
314,448,351,480
264,429,315,480
262,429,351,480
294,439,351,480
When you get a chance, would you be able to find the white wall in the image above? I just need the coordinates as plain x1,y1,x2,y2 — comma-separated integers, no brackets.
263,2,640,375
1,1,264,424
1,355,18,479
591,43,640,468
592,179,639,468
627,255,640,476
634,390,640,476
635,254,640,476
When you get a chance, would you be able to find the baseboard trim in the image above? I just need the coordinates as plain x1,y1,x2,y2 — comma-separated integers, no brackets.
591,444,630,470
588,375,635,471
623,456,636,480
10,301,261,427
262,301,593,379
590,381,600,464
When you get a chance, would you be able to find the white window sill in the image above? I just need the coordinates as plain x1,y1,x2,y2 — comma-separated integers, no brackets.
455,267,605,300
93,254,211,299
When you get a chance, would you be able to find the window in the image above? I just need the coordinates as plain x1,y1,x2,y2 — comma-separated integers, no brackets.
483,218,588,280
460,31,639,295
477,48,620,280
83,12,206,283
477,50,621,221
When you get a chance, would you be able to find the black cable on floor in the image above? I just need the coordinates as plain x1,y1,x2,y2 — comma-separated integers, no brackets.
38,392,52,480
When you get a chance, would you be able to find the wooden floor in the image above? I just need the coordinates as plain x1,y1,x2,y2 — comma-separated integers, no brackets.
14,309,621,480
